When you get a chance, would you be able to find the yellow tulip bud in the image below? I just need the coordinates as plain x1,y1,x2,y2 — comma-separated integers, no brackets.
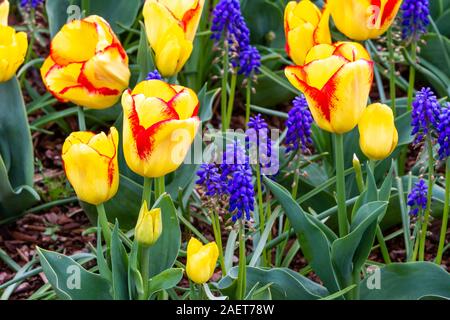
358,103,399,161
0,0,28,83
122,80,200,178
285,42,374,134
328,0,402,41
41,16,130,109
135,201,162,247
186,237,219,284
62,127,120,205
143,0,205,77
284,0,331,65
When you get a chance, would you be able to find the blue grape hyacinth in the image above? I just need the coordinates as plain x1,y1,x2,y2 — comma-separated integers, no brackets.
145,70,162,81
20,0,44,9
411,88,441,144
196,163,226,197
407,179,428,216
401,0,430,41
438,103,450,160
285,95,314,154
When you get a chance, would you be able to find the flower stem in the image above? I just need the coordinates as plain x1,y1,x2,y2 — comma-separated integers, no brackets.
211,210,227,276
221,46,229,132
96,203,111,247
154,176,165,200
226,72,238,129
436,158,450,265
81,0,90,16
138,245,151,300
419,135,435,261
77,106,86,131
142,177,153,205
334,134,349,237
236,220,246,300
245,81,252,127
387,28,396,116
255,162,267,266
407,41,417,112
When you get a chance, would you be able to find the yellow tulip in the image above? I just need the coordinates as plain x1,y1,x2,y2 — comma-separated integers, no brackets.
285,42,374,134
62,127,119,205
41,16,130,109
284,0,331,65
143,0,205,77
135,201,162,247
122,79,200,178
186,237,219,284
328,0,402,41
358,103,398,160
0,0,28,83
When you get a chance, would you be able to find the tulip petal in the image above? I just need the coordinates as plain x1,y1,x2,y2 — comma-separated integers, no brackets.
304,43,335,64
333,42,371,62
187,237,203,256
50,20,99,65
132,80,177,102
169,87,199,120
133,94,179,129
287,23,315,66
291,0,321,27
84,15,114,52
0,0,8,26
313,6,331,45
143,1,178,48
304,55,347,90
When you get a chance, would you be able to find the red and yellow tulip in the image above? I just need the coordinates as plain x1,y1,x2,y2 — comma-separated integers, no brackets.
285,42,373,134
143,0,205,77
186,237,219,284
359,103,398,160
284,0,331,66
41,16,130,109
328,0,402,41
122,80,200,178
62,128,119,206
0,0,28,83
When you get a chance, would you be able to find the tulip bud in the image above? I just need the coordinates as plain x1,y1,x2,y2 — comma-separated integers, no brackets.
186,237,219,284
284,0,331,65
358,103,399,161
135,201,162,247
328,0,402,41
285,42,373,134
122,80,200,178
353,154,365,192
41,16,130,109
143,0,205,77
0,0,28,83
62,128,119,205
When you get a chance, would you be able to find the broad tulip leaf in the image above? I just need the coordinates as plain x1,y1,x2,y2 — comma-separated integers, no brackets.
217,267,328,300
148,194,181,277
148,268,183,298
264,177,341,293
0,78,39,224
111,223,129,300
360,262,450,300
37,248,112,300
331,202,388,289
46,0,141,37
137,23,156,83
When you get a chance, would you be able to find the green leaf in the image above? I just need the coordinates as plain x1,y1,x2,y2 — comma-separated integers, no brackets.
148,194,181,277
264,177,341,293
331,202,388,289
197,85,220,123
0,78,39,224
148,268,183,297
46,0,141,37
111,223,129,300
37,248,112,300
217,267,328,300
137,22,156,82
360,262,450,300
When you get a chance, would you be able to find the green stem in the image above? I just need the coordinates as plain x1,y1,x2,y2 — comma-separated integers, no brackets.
255,162,267,266
211,211,227,276
245,81,252,127
236,220,246,300
334,134,349,237
138,246,151,300
221,46,229,132
387,28,396,116
77,106,86,131
81,0,90,15
154,176,166,200
96,203,111,247
351,270,360,300
376,226,392,264
407,41,417,112
226,73,238,129
436,158,450,265
419,135,435,261
142,177,153,205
